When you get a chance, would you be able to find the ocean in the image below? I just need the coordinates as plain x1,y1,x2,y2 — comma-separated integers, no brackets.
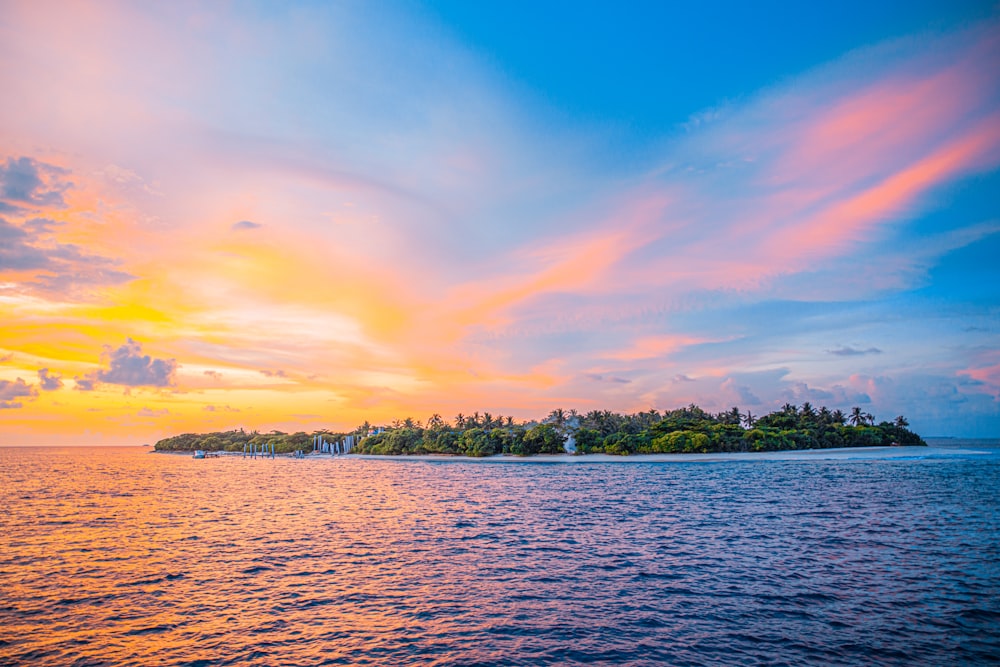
1,441,998,665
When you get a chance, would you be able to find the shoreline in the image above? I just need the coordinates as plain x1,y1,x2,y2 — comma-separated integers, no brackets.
346,445,990,463
153,444,993,462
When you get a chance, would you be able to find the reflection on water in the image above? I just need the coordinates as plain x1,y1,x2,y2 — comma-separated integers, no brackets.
1,446,998,665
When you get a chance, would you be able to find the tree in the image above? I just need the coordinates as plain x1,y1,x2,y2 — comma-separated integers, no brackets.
894,415,909,428
574,428,602,454
850,407,864,427
523,423,566,454
742,410,756,428
721,406,742,426
459,428,495,457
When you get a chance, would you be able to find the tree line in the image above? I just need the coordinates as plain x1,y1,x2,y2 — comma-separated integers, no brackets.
153,403,925,456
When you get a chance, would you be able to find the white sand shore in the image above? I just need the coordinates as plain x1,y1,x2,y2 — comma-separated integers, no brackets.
340,445,990,463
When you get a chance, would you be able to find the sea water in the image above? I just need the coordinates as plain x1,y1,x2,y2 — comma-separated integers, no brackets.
1,442,998,666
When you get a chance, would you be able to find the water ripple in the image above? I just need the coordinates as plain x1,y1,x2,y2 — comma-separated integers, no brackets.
0,446,998,665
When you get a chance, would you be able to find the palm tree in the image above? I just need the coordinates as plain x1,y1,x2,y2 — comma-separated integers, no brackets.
894,415,909,428
818,406,832,425
455,413,466,429
724,406,741,425
831,409,846,425
548,408,566,427
742,410,756,428
849,407,864,427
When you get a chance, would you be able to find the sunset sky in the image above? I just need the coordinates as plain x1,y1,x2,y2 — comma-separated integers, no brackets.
1,1,998,444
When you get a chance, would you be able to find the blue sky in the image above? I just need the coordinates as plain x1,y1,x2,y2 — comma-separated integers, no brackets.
418,1,995,128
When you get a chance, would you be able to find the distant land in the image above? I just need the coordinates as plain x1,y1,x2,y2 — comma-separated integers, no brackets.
154,404,926,456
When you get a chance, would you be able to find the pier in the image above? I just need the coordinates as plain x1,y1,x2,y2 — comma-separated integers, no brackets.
312,434,357,455
243,442,276,459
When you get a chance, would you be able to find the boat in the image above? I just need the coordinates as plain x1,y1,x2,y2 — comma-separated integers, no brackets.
193,450,206,459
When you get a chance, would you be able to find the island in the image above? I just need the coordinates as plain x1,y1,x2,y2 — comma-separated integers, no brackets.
153,403,926,456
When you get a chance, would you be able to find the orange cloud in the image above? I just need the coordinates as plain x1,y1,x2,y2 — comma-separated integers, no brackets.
447,193,671,331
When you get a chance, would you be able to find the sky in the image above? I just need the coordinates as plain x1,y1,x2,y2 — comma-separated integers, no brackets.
1,1,998,444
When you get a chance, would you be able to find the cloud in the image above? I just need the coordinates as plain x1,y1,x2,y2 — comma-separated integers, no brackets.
94,163,162,196
98,163,145,185
74,376,96,391
259,369,288,378
232,220,262,231
779,381,836,404
203,404,240,412
203,370,222,380
0,156,71,209
603,335,711,362
0,214,133,296
828,346,883,356
0,378,37,408
958,348,1000,398
0,217,48,269
81,338,177,389
137,407,169,417
720,377,761,406
584,373,631,384
0,353,13,362
37,368,63,391
23,217,61,234
0,201,27,215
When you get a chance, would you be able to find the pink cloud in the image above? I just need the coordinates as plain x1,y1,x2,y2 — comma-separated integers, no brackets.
781,114,1000,260
959,350,1000,398
566,23,1000,303
603,335,710,361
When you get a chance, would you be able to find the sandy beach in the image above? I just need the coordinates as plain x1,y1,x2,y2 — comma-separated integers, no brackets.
326,445,991,463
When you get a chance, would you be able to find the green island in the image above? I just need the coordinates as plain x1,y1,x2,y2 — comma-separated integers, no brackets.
154,403,925,456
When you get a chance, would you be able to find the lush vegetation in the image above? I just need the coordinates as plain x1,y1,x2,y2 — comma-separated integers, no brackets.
154,429,330,453
572,404,924,454
154,404,925,456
